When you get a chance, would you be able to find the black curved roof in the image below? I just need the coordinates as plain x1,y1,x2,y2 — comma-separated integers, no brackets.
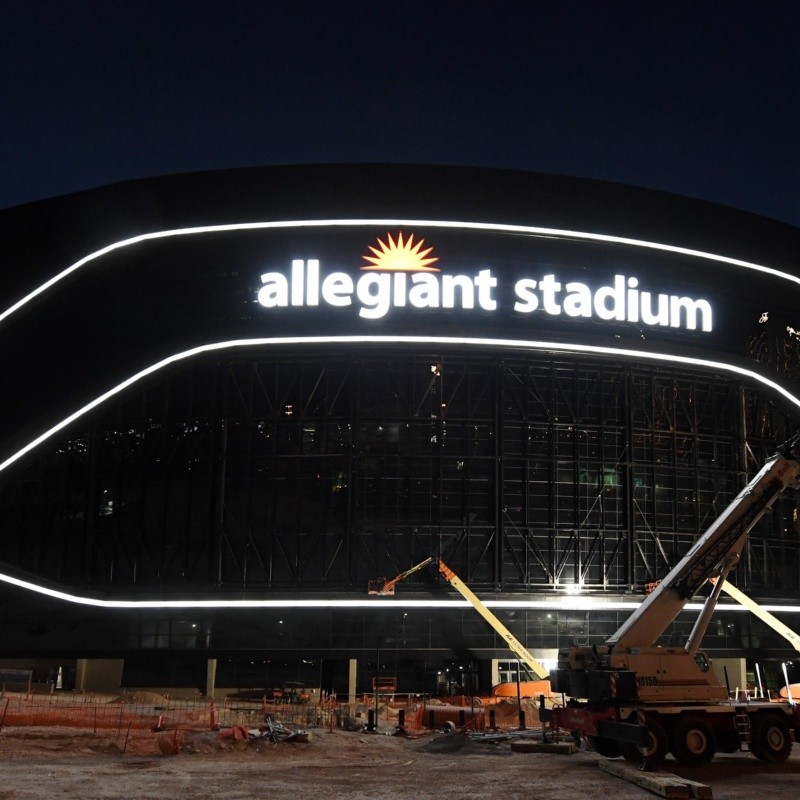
1,164,799,466
2,164,799,310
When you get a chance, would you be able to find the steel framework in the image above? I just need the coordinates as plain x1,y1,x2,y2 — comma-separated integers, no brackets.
1,348,799,597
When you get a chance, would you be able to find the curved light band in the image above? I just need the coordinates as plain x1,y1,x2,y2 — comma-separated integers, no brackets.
2,569,800,612
3,334,800,477
2,334,800,607
2,217,799,328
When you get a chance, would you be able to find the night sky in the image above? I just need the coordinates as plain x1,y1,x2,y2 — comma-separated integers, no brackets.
3,1,800,226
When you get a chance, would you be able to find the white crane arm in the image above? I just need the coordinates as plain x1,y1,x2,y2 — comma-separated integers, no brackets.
607,436,800,650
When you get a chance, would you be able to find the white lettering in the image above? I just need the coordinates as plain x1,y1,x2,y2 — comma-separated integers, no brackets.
393,272,407,307
513,279,538,313
321,272,353,306
626,277,639,323
258,272,289,307
442,274,474,309
306,259,320,306
540,274,562,314
593,275,626,321
475,269,498,311
409,273,440,308
357,273,391,319
291,259,305,306
670,296,713,331
640,292,669,326
563,282,592,318
256,261,712,333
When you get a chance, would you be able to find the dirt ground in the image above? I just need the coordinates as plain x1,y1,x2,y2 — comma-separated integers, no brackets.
1,725,800,800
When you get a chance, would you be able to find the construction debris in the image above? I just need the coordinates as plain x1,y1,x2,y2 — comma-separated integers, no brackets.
2,720,798,800
217,719,309,745
422,734,481,754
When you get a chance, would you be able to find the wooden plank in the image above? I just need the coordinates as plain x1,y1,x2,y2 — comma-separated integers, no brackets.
598,760,712,800
598,759,691,798
679,777,713,800
510,740,578,754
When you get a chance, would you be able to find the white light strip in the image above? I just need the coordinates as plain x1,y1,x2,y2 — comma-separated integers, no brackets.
3,334,800,476
2,217,799,327
2,569,800,612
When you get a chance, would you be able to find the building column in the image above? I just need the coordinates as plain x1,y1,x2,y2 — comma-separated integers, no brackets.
206,658,218,700
348,658,358,703
73,659,124,692
75,658,89,692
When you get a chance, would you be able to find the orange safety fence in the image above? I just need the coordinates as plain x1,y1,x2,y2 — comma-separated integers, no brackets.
0,691,543,735
0,692,351,732
0,694,220,732
359,696,544,733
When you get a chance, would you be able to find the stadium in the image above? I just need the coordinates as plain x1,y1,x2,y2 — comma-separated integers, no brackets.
1,164,799,698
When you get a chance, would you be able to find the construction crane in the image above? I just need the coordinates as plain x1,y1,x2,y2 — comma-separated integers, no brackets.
369,557,549,682
547,434,800,767
642,575,800,656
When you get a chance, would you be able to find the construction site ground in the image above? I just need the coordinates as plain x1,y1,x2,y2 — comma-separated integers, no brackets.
1,723,800,800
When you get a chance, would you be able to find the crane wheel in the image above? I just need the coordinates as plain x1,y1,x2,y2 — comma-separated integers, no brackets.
750,713,792,763
669,715,717,766
620,719,669,769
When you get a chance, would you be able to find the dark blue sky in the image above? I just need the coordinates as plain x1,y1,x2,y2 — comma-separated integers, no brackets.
3,1,800,225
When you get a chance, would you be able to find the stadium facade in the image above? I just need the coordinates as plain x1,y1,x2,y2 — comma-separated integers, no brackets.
1,165,799,697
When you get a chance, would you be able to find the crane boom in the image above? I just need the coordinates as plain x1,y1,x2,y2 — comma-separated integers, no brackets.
369,557,434,595
715,578,800,653
436,561,548,679
369,557,548,679
607,435,800,650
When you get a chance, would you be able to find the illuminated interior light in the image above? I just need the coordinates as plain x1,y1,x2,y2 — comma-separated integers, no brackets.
560,596,593,610
2,218,799,329
3,334,800,477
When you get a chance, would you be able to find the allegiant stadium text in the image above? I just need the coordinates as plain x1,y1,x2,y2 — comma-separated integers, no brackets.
256,260,712,331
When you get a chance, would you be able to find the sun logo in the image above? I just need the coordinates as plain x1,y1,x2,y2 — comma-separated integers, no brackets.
361,232,440,272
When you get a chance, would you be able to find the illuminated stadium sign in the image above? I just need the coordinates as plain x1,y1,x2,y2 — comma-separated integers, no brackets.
3,163,800,617
257,232,713,330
